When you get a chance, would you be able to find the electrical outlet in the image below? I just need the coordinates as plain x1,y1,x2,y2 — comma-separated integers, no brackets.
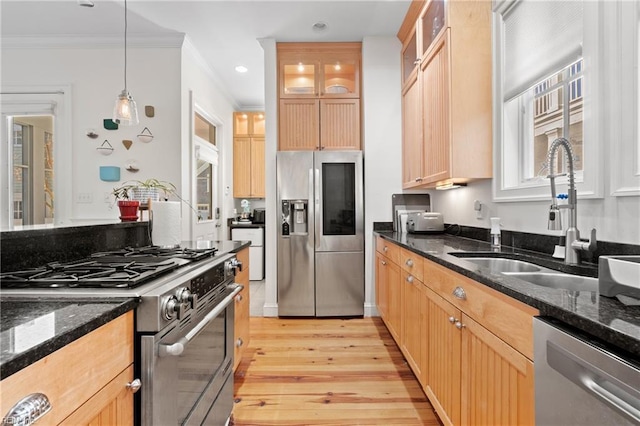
77,192,93,203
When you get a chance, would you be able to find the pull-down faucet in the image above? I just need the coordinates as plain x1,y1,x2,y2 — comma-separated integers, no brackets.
546,137,596,265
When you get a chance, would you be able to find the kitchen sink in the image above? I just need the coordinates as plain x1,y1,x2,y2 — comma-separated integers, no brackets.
450,251,597,292
458,257,543,273
503,272,598,292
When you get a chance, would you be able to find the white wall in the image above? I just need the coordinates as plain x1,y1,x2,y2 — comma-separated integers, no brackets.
362,36,405,315
181,38,238,241
2,44,183,223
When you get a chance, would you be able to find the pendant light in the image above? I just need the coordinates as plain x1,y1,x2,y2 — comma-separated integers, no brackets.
112,0,139,125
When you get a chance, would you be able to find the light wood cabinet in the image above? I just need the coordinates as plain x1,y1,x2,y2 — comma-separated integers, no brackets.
423,257,537,426
277,43,362,151
233,247,251,371
373,236,538,426
424,286,462,426
233,112,265,198
375,237,401,342
0,312,135,426
398,0,492,189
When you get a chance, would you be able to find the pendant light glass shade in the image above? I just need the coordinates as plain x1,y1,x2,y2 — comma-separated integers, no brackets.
113,0,139,126
113,89,139,125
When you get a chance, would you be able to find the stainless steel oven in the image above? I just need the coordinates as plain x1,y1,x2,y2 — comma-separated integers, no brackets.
138,255,242,426
140,285,239,425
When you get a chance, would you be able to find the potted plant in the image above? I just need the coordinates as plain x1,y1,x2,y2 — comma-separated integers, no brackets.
111,179,202,222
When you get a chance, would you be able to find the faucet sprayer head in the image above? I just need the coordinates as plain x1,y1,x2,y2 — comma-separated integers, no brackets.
548,204,562,230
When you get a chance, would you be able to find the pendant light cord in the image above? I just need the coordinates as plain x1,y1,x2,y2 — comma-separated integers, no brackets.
124,0,128,92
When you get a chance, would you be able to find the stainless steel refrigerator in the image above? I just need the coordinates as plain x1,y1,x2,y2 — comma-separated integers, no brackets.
277,151,364,317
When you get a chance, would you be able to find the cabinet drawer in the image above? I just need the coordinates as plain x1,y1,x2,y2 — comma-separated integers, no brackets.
423,259,538,359
400,247,423,282
0,312,134,425
376,237,400,264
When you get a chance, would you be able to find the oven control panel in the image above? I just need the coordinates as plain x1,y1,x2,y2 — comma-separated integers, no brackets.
191,261,228,299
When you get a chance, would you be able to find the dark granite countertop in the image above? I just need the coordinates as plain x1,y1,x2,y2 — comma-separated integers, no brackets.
376,231,640,360
0,297,139,379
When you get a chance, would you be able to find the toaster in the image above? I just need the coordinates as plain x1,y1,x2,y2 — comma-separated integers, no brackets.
407,212,444,233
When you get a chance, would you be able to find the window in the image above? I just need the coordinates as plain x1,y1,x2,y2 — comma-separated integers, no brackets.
12,122,31,226
493,0,602,201
193,108,219,224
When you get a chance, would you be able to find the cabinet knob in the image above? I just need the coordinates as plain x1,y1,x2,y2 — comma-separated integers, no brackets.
127,379,142,393
413,58,421,65
381,260,387,266
455,321,466,330
406,275,414,284
236,294,243,302
405,259,414,267
452,286,467,300
383,246,388,252
448,316,457,324
236,338,244,348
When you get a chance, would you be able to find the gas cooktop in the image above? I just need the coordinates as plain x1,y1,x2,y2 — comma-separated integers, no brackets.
0,245,218,289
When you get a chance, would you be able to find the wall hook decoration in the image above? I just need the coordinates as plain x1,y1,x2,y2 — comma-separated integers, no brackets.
137,127,154,143
96,139,115,156
122,139,133,150
86,129,99,139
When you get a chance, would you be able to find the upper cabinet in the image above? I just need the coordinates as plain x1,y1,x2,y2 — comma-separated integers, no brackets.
399,0,492,189
233,112,265,199
278,43,362,151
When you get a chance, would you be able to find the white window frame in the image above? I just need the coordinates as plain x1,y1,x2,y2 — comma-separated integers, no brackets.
0,86,72,229
609,0,640,196
191,100,222,235
492,0,603,202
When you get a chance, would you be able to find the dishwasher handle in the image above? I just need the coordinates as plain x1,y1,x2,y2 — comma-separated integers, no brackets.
547,340,640,424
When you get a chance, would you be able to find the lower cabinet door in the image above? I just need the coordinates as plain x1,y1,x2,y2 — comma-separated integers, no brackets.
460,314,535,426
424,287,461,426
60,365,134,426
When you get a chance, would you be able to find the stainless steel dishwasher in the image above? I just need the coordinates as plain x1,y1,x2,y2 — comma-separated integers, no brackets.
534,317,640,425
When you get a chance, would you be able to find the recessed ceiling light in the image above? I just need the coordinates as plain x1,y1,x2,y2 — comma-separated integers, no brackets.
312,22,328,32
235,65,248,73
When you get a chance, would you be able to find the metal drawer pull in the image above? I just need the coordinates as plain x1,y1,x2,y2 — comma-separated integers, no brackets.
127,378,142,393
455,321,466,330
453,286,467,300
405,259,414,267
236,338,244,348
2,393,51,426
406,275,414,283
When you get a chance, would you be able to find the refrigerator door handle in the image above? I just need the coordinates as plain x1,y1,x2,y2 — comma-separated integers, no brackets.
315,167,320,250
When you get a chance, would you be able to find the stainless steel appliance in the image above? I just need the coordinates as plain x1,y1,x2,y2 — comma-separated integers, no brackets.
534,317,640,425
406,212,444,233
276,151,364,317
0,244,243,426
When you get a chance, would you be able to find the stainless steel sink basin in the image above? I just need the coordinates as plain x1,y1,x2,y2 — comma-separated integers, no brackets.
459,257,543,273
504,272,598,292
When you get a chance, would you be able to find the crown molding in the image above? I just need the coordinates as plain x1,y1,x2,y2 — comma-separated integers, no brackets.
1,33,186,49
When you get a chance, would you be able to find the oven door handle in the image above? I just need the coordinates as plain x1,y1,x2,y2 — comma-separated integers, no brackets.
159,284,243,357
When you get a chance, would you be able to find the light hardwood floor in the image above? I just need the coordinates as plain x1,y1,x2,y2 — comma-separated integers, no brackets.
231,317,441,426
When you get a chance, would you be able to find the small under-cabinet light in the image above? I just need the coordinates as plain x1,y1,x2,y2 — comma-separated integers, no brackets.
334,63,341,71
435,182,467,190
297,63,305,72
235,65,248,73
